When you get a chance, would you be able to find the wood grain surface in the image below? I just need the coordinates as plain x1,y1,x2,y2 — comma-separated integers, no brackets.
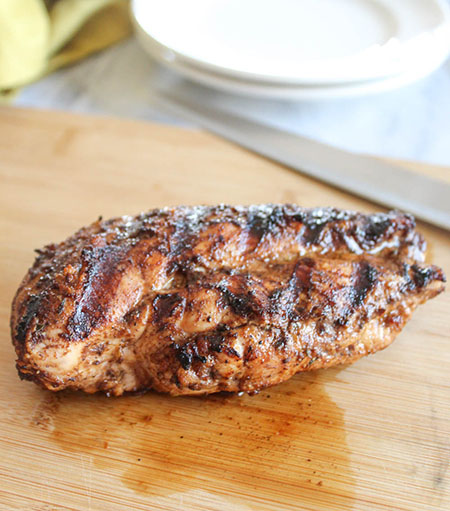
0,107,448,511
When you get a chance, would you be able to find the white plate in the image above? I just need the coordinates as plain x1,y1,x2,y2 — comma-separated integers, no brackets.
132,0,450,85
135,20,450,100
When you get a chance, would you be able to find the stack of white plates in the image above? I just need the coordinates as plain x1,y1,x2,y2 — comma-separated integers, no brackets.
132,0,450,100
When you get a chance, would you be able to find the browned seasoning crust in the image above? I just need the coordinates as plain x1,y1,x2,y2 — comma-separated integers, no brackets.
11,205,445,396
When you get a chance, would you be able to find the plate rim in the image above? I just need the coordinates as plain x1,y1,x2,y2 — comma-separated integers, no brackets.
136,27,449,100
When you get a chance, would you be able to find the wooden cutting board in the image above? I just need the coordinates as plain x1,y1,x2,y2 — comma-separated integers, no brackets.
0,107,448,511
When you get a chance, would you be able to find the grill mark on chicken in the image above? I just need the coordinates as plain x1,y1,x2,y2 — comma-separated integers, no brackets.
218,274,267,320
16,294,42,345
268,259,315,322
10,205,445,396
67,245,127,340
153,293,186,330
352,261,378,307
247,204,287,240
410,264,438,289
363,217,392,241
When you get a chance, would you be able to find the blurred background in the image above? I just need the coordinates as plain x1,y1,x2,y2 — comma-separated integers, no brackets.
1,0,450,166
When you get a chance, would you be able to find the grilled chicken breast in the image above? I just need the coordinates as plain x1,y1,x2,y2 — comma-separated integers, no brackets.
11,205,445,396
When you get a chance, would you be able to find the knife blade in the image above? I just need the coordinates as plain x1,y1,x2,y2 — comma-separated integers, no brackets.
157,92,450,230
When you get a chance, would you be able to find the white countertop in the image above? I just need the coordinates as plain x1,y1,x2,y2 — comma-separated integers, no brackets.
16,37,450,166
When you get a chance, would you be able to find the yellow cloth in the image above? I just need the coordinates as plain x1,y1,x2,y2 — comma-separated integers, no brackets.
0,0,131,100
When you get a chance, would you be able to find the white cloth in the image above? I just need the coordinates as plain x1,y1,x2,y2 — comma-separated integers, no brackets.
16,37,450,166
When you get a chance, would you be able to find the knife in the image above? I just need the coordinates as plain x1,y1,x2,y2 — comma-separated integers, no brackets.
157,92,450,230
